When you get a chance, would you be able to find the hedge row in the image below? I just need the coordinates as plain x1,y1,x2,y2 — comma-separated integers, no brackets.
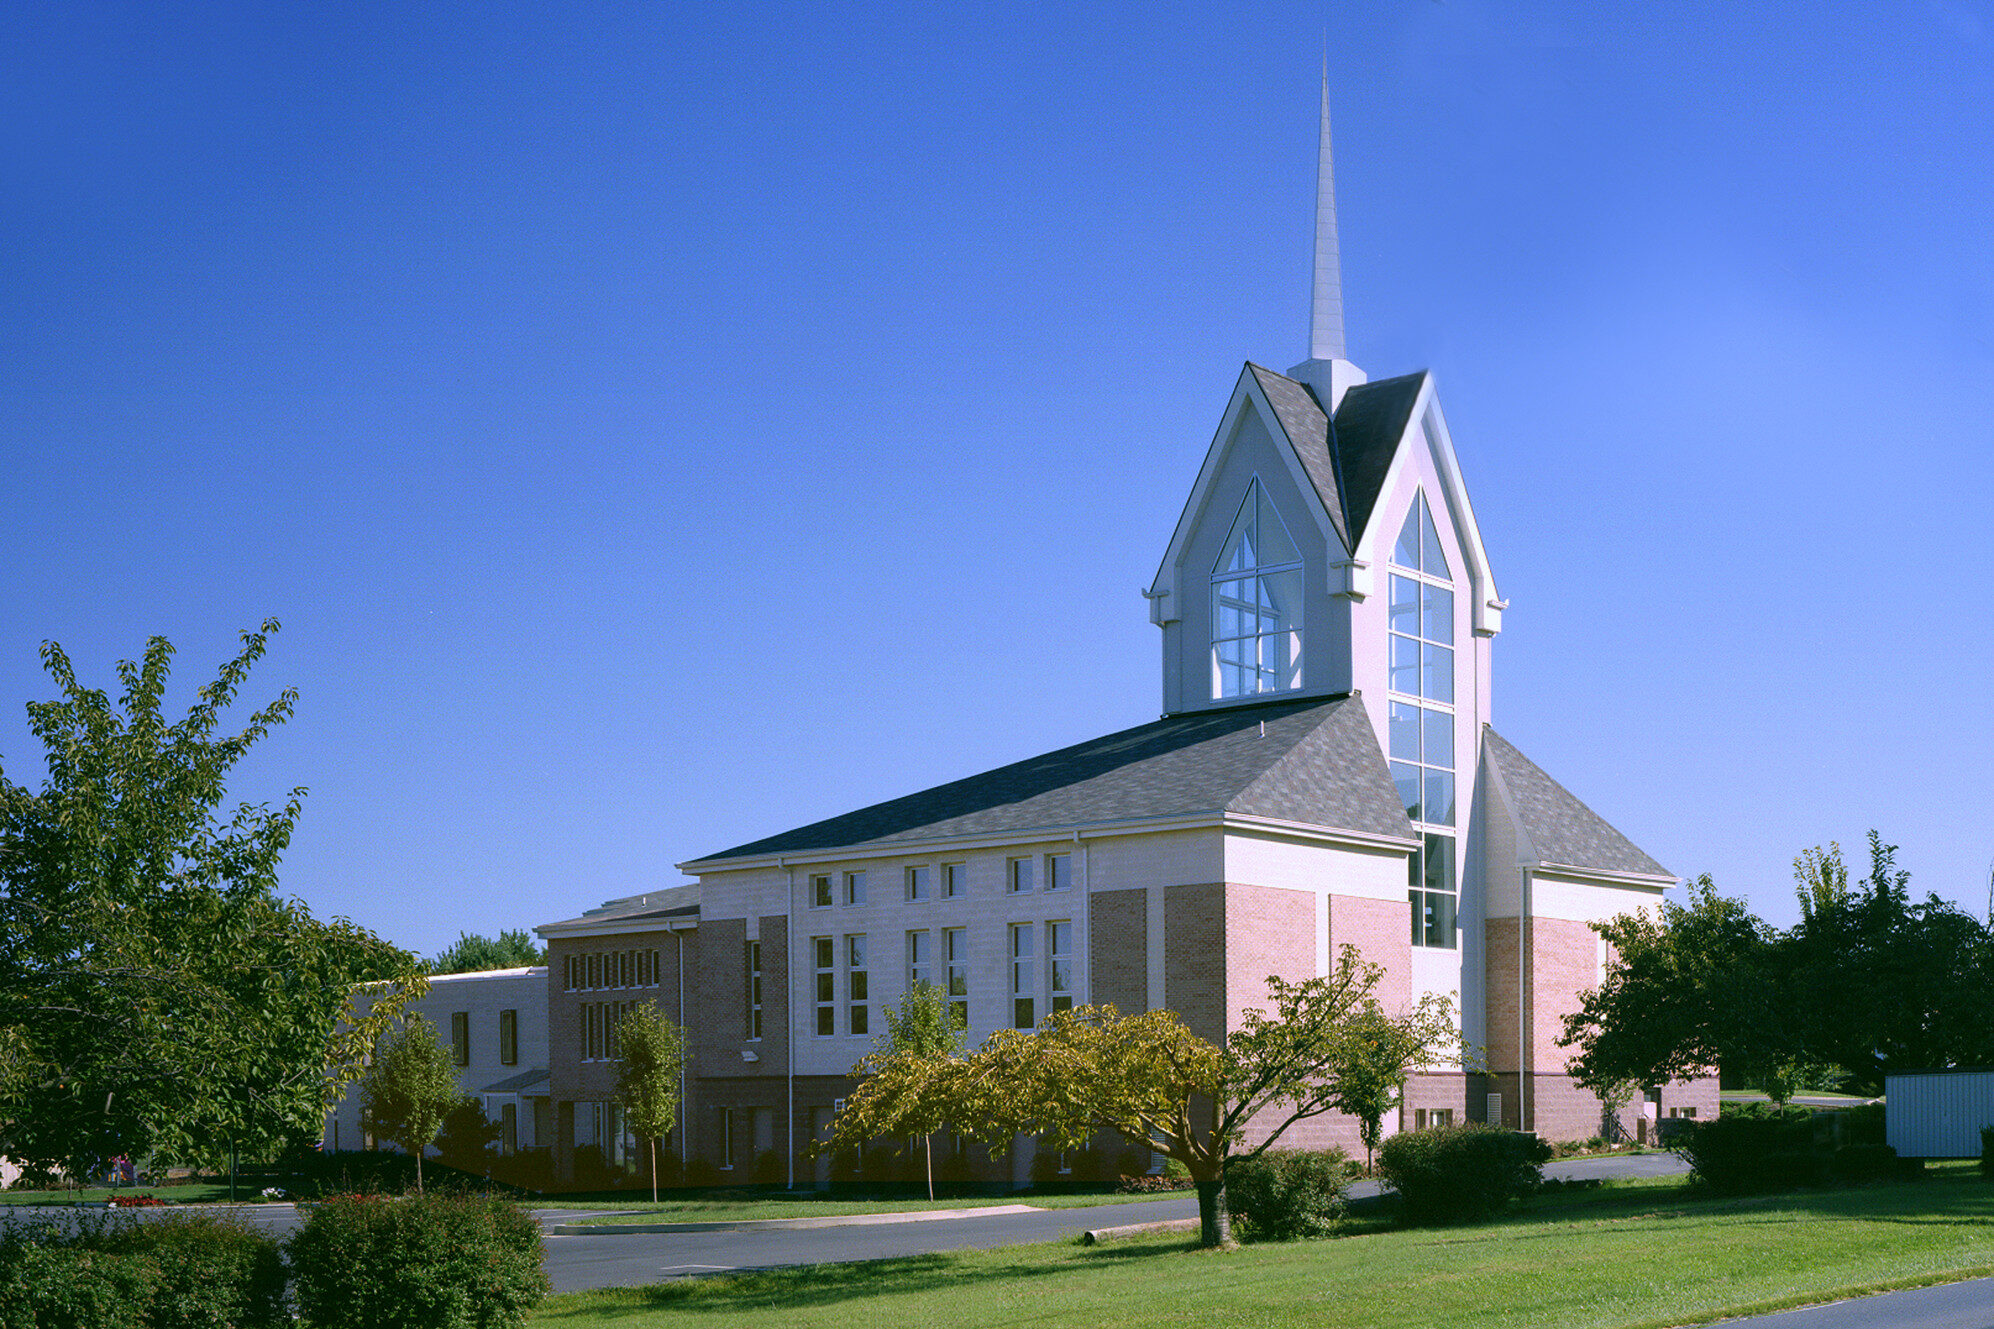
0,1194,546,1329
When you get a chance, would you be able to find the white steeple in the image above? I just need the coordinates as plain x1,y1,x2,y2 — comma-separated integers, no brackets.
1288,61,1367,411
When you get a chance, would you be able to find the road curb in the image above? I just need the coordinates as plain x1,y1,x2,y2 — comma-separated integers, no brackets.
555,1203,1041,1235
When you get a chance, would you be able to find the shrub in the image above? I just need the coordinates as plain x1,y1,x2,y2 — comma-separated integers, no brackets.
1226,1149,1349,1241
1831,1143,1911,1185
286,1193,549,1329
683,1157,720,1187
1377,1125,1551,1224
0,1240,158,1329
103,1212,287,1329
1676,1112,1823,1194
1980,1125,1994,1178
749,1150,784,1185
1837,1102,1885,1147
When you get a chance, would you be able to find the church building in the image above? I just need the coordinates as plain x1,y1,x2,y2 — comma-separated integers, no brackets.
534,88,1711,1186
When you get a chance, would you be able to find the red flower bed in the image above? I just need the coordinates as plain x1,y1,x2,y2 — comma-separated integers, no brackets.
109,1193,166,1207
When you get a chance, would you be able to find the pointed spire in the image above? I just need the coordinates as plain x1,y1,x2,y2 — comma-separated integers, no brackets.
1308,56,1346,363
1288,58,1366,411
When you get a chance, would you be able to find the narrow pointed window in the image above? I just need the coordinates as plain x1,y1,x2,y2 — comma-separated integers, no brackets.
1210,479,1304,699
1389,490,1458,949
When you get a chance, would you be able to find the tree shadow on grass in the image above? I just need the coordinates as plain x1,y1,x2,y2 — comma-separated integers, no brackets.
535,1236,1199,1321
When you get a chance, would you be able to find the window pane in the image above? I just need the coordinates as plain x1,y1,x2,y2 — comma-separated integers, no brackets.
1392,762,1422,821
850,1005,869,1035
848,935,866,967
1390,634,1421,695
908,866,930,900
1048,920,1071,954
1422,707,1452,767
1426,888,1457,949
1011,925,1034,958
1394,501,1422,569
1422,643,1454,703
817,1007,835,1036
1010,859,1033,893
1389,701,1420,760
1422,583,1454,645
814,937,833,968
1424,768,1455,827
817,973,834,1002
1048,855,1071,891
909,931,929,964
1409,889,1424,946
1214,581,1252,638
846,872,867,905
1389,575,1420,635
1256,484,1300,565
1423,834,1455,892
1014,998,1035,1029
850,972,868,1001
1051,959,1072,991
1421,500,1452,579
1215,486,1256,575
1262,569,1302,633
813,876,832,907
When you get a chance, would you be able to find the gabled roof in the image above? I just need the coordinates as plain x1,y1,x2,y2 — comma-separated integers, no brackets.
481,1067,550,1095
1331,372,1427,547
536,883,702,933
688,694,1415,865
1242,364,1428,554
1483,727,1671,880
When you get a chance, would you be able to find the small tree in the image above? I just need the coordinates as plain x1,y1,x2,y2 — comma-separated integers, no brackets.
829,945,1457,1248
867,981,968,1199
428,930,545,975
614,1004,685,1203
359,1016,459,1193
1328,1005,1436,1172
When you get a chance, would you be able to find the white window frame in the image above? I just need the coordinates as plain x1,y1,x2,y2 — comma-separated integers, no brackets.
844,871,868,906
906,865,932,903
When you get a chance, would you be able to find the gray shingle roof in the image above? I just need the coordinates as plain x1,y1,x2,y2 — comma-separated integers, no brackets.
1242,364,1428,553
537,883,702,932
1483,727,1671,879
481,1067,549,1095
692,694,1414,863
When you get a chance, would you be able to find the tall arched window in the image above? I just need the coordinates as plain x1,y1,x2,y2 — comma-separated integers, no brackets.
1389,490,1458,948
1211,479,1303,699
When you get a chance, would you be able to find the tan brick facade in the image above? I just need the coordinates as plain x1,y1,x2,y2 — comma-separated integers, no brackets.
1088,888,1147,1013
1326,892,1412,1013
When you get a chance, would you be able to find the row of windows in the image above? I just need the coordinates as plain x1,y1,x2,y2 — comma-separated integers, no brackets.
446,1009,520,1067
812,924,1069,1036
809,853,1075,908
579,1000,642,1062
562,948,665,992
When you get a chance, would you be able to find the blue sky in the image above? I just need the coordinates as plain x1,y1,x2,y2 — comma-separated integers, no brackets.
3,1,1990,959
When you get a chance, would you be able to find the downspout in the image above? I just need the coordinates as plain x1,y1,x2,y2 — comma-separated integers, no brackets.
677,928,687,1171
1074,831,1088,1003
787,868,798,1191
1518,866,1530,1134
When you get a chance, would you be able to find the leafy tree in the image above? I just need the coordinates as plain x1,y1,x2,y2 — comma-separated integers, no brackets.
0,624,423,1178
436,1096,502,1173
1328,1005,1437,1172
614,1003,686,1203
1560,875,1792,1101
428,929,545,975
359,1015,459,1193
868,981,968,1199
829,945,1457,1248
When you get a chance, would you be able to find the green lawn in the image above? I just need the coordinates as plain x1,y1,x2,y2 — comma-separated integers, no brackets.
573,1189,1195,1224
0,1183,252,1206
533,1167,1994,1329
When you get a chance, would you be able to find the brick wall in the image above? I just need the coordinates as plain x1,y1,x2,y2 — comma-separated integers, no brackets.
1223,883,1316,1031
1327,893,1412,1013
1163,882,1225,1042
1089,889,1148,1013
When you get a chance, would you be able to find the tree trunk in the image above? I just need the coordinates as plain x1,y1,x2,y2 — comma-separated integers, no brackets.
1193,1174,1233,1249
650,1138,659,1204
415,1148,424,1195
925,1134,934,1202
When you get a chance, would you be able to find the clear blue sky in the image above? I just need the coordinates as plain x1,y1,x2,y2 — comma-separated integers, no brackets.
3,1,1990,960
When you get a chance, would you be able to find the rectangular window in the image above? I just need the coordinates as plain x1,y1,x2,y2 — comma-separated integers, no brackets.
1414,1108,1455,1130
1409,833,1459,949
1008,857,1034,894
845,871,868,906
563,955,574,991
1010,924,1036,1028
1048,921,1073,1013
906,865,932,902
942,862,965,897
812,874,833,908
450,1011,469,1066
499,1009,518,1066
635,950,648,986
583,953,596,989
846,934,869,1035
814,938,835,1036
944,928,968,1030
908,930,931,990
746,941,763,1040
719,1108,736,1169
501,1102,518,1155
1047,853,1072,892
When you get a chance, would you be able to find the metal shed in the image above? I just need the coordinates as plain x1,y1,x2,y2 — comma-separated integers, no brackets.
1885,1069,1994,1158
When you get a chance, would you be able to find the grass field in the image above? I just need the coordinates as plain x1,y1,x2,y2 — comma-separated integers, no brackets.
534,1165,1994,1329
574,1189,1194,1224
